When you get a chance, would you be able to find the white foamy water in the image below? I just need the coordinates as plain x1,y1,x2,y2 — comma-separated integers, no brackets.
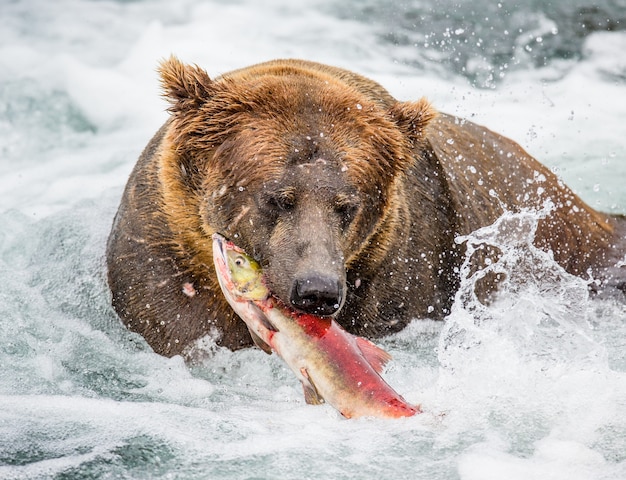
1,1,625,479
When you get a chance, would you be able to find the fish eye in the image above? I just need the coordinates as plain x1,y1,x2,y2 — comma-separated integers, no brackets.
234,255,247,267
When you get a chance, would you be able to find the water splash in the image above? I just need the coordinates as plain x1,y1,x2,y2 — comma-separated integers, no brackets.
435,206,626,470
441,205,603,370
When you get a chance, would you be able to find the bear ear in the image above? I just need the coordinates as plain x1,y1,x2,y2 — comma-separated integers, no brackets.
158,55,215,113
388,98,437,148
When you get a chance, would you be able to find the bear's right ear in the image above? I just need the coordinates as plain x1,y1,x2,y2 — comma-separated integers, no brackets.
158,56,214,113
388,98,437,149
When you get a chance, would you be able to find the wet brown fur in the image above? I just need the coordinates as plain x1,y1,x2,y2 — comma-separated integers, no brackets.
107,56,626,357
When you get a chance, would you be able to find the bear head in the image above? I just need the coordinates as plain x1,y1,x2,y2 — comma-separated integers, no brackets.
157,56,436,317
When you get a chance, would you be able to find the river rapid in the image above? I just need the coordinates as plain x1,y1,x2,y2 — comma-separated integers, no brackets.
1,1,625,479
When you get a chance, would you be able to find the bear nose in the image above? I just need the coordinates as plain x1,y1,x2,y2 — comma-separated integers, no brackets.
290,274,344,316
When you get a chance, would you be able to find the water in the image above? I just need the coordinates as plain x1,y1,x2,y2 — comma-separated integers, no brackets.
1,1,625,479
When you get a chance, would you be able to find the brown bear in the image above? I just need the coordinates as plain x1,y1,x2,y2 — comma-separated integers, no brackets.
106,56,626,357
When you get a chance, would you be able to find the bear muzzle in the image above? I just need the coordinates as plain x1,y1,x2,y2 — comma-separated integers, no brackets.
289,273,345,316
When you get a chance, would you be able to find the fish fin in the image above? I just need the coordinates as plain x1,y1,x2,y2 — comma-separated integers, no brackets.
246,326,273,355
300,368,325,405
258,310,278,332
243,303,277,355
302,382,325,405
356,337,392,373
250,302,277,332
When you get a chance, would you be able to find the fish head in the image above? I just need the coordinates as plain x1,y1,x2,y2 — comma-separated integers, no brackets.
212,233,268,302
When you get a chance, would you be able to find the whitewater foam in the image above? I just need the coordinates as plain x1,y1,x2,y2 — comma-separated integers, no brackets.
1,1,625,479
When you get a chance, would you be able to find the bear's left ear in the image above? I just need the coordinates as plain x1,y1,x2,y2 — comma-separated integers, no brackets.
158,55,215,114
388,98,437,149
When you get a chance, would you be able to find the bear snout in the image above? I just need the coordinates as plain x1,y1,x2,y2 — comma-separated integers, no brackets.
289,273,345,316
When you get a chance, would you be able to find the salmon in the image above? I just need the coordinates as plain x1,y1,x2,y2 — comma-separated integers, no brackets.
212,233,420,419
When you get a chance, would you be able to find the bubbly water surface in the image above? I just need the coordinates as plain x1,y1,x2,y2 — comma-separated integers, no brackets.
1,1,625,479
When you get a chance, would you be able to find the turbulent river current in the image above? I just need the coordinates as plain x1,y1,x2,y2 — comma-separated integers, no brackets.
1,1,625,479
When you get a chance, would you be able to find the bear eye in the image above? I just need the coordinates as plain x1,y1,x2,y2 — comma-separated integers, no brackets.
334,194,359,226
264,189,296,212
